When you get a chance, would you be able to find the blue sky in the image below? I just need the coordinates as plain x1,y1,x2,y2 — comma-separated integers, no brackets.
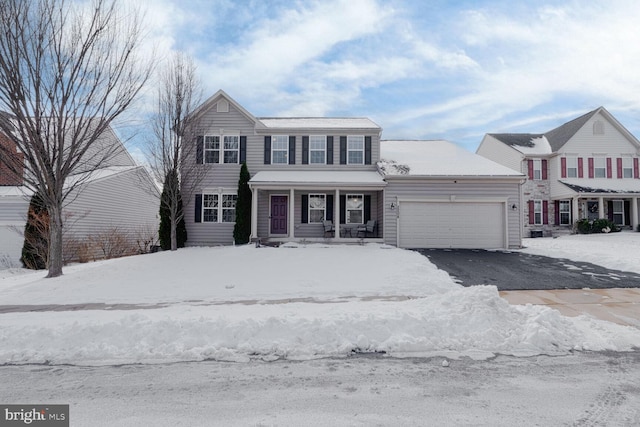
132,0,640,152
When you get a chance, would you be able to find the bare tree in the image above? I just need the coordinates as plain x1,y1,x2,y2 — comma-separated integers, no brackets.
0,0,152,277
146,52,203,251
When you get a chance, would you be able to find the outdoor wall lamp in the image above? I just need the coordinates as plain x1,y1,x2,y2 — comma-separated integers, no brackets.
390,202,396,211
511,204,518,211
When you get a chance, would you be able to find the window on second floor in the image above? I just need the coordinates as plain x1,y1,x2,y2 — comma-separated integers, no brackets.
532,159,542,180
203,135,239,164
347,135,364,165
622,157,633,178
271,135,289,164
594,157,606,178
309,135,326,164
223,136,239,164
566,157,578,178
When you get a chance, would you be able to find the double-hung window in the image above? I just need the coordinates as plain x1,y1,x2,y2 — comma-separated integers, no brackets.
559,201,571,225
309,135,326,164
272,136,289,164
346,194,363,224
204,136,220,164
566,157,578,178
622,158,633,178
202,192,237,223
533,200,543,225
347,135,364,165
594,157,606,178
223,136,239,164
532,159,542,180
308,194,326,223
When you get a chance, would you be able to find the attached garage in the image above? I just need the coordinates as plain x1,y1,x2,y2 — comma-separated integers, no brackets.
380,140,524,250
398,200,505,249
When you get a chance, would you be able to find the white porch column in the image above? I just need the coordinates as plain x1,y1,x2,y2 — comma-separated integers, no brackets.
572,197,579,224
250,187,258,240
632,197,639,230
598,197,605,219
335,189,341,240
289,188,295,240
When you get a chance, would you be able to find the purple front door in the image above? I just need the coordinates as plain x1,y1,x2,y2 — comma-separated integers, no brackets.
270,196,288,235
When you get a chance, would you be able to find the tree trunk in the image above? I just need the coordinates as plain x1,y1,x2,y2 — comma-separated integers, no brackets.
170,209,178,251
46,206,64,278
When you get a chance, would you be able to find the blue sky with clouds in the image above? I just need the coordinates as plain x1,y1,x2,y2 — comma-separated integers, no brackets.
134,0,640,152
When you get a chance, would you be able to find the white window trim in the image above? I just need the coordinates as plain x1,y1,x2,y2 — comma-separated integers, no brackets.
622,157,633,178
271,135,289,165
309,135,326,165
345,194,364,224
612,200,625,224
347,135,364,165
223,135,240,164
594,156,606,178
533,200,543,225
566,156,578,178
202,190,237,223
204,135,220,164
559,200,571,225
532,159,542,180
308,193,326,224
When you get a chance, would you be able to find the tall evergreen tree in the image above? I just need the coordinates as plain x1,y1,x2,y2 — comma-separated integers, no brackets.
233,163,252,244
159,171,187,250
21,192,49,269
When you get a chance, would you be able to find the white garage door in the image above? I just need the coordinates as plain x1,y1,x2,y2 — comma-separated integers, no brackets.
398,201,505,249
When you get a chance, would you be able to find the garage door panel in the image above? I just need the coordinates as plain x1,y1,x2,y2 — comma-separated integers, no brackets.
399,202,505,249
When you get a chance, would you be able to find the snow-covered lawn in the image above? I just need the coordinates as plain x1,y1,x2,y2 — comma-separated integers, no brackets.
1,236,639,366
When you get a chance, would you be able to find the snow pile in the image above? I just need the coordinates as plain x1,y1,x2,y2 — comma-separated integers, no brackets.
521,232,640,275
377,159,410,175
1,244,639,365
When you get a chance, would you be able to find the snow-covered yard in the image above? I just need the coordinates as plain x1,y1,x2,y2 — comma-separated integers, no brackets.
1,234,639,366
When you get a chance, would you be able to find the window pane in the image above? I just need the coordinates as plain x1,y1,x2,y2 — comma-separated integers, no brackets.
309,195,325,209
347,136,364,149
224,151,238,163
224,136,239,149
272,151,287,164
348,151,363,164
205,136,219,149
310,151,325,164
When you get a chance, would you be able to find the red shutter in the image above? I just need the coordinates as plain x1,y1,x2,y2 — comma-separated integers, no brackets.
617,158,623,178
561,157,567,178
554,201,560,225
528,201,534,225
606,158,612,178
542,159,548,180
527,159,534,180
588,158,594,178
634,158,639,178
578,157,584,178
543,201,549,225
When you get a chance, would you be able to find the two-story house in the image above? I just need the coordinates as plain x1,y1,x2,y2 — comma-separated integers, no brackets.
184,90,524,249
477,107,640,236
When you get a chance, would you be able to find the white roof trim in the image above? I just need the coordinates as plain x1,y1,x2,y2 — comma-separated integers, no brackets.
249,171,386,189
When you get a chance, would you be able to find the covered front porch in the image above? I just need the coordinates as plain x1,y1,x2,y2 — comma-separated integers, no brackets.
248,171,387,243
558,180,640,230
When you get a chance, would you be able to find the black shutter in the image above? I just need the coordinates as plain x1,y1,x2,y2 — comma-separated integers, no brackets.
365,136,372,165
624,201,631,226
301,194,308,223
340,136,347,164
240,136,247,164
289,136,296,164
196,136,204,164
302,136,309,164
326,195,333,221
340,195,346,224
607,201,614,221
364,195,371,222
264,136,271,164
327,136,334,164
195,194,202,223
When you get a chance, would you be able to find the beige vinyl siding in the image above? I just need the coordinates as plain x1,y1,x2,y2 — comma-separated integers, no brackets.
476,135,524,172
63,167,158,240
384,178,522,249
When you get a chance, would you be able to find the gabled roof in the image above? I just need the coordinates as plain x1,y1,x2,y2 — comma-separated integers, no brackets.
189,89,265,129
486,107,640,155
380,140,523,177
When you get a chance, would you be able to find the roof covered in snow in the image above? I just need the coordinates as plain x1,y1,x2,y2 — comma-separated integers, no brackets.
258,117,380,130
249,171,386,187
559,179,640,194
379,140,523,177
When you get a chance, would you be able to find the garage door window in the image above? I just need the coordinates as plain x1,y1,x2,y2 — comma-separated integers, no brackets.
346,194,363,224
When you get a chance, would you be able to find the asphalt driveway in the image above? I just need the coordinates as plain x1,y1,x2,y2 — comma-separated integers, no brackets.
416,249,640,291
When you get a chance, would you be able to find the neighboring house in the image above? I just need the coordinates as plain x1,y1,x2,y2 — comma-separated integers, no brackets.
0,125,158,267
477,107,640,237
184,90,524,249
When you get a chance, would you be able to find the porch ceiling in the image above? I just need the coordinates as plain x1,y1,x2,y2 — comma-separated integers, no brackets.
249,171,386,190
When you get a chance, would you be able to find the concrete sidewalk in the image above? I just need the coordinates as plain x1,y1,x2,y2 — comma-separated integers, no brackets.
500,288,640,328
